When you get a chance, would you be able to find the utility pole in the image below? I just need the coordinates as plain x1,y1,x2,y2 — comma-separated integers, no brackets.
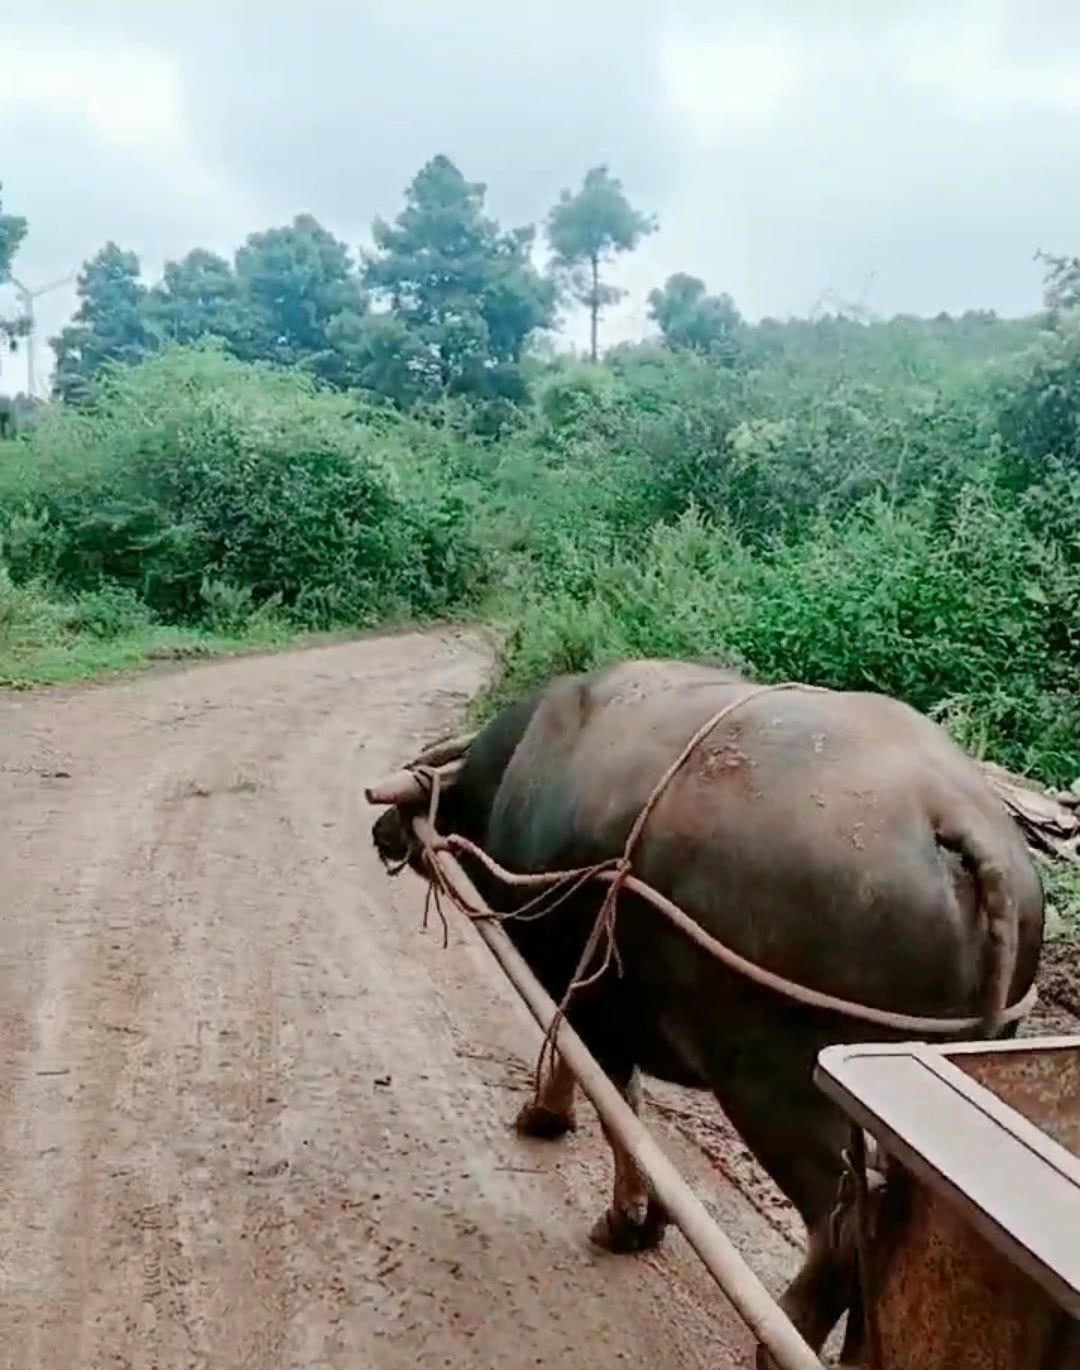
9,273,73,397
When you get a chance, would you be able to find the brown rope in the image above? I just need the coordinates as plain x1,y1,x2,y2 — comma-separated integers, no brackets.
528,683,819,1086
443,835,1037,1035
401,681,1037,1090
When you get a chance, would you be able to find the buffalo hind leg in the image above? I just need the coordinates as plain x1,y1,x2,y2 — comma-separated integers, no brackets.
516,1056,668,1250
515,1051,578,1140
709,1060,862,1368
756,1217,855,1370
589,1067,670,1253
756,1145,891,1370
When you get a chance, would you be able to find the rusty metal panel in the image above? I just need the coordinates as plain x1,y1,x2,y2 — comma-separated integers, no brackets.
869,1172,1079,1370
816,1040,1080,1315
949,1039,1080,1157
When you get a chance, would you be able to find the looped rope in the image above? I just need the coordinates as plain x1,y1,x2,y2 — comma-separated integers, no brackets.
527,684,816,1088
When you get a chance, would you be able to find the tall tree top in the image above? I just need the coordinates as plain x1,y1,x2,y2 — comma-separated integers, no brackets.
146,248,244,348
362,154,554,379
69,243,147,328
545,165,655,361
1037,249,1080,314
235,214,360,314
233,214,363,364
546,165,656,268
0,183,30,359
648,272,742,357
50,242,153,402
370,156,492,260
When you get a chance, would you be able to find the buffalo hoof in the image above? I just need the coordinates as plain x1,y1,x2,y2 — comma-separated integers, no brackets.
514,1100,577,1140
589,1195,670,1254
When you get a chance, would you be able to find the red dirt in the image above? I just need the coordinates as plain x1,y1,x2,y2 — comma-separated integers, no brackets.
1023,938,1080,1037
0,630,793,1370
2,628,1074,1369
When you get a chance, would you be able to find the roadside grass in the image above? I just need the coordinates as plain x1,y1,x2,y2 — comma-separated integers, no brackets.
0,572,327,685
0,618,299,687
0,571,455,687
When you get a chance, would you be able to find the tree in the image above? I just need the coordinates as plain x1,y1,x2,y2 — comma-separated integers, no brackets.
0,182,29,354
233,214,365,367
361,154,554,403
145,248,246,348
647,273,742,361
50,243,154,402
1036,249,1080,315
546,165,656,362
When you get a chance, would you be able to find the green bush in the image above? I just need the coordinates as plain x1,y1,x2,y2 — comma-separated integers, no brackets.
2,313,1079,790
0,343,490,629
64,583,155,640
492,494,1080,784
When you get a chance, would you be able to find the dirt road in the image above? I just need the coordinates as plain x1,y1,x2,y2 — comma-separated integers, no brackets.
0,630,796,1370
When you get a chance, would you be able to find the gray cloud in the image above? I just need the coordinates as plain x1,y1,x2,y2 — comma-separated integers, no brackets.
3,1,1080,390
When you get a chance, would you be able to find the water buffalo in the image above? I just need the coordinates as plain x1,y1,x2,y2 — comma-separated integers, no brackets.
372,658,1044,1366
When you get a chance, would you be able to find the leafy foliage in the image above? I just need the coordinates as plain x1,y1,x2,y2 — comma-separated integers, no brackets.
1037,249,1080,314
0,181,29,352
41,155,561,412
232,214,366,369
146,248,245,348
3,157,1080,795
647,273,743,362
0,345,489,633
51,243,155,403
362,155,555,404
0,183,26,281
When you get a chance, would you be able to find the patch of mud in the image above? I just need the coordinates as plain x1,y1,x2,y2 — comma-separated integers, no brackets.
1024,938,1080,1036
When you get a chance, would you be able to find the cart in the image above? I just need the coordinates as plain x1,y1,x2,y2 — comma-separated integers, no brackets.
815,1034,1080,1369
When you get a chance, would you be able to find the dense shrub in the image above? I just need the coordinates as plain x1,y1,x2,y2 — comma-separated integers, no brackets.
3,314,1080,787
0,344,490,629
491,495,1080,782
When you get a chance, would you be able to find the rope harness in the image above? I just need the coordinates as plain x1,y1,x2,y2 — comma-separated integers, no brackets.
402,681,1036,1096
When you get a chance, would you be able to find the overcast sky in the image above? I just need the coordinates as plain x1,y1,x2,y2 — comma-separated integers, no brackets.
3,0,1080,393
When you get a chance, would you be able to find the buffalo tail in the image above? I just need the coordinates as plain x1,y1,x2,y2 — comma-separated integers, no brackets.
937,816,1019,1037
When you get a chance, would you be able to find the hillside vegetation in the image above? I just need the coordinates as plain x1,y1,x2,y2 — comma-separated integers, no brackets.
2,164,1080,795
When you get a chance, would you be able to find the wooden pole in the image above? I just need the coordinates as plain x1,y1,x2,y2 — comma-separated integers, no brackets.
411,815,823,1370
